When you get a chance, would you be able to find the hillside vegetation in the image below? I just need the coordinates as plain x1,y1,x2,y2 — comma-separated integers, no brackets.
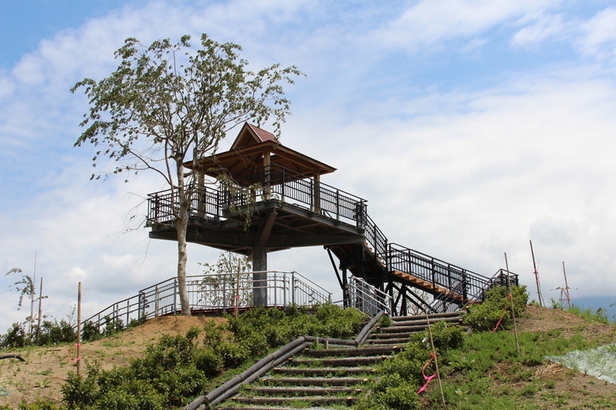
1,295,615,409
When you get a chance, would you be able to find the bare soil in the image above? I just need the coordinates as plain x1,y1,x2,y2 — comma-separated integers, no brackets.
0,306,615,409
0,315,224,408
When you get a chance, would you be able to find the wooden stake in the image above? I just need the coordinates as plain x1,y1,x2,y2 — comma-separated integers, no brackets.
504,253,520,355
425,313,446,407
560,261,572,309
529,240,545,307
77,282,82,376
36,277,43,345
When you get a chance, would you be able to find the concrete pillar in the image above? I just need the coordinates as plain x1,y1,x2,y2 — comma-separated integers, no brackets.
252,246,268,306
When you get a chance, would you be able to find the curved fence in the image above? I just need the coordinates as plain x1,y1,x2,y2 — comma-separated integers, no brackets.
82,271,332,331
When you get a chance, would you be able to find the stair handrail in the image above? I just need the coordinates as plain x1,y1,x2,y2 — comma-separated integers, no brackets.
354,310,386,346
346,276,392,317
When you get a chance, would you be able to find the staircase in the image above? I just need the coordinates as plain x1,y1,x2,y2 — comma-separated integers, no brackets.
211,311,464,410
216,345,392,409
366,311,464,347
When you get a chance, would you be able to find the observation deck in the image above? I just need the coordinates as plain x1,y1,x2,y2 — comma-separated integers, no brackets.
147,123,517,314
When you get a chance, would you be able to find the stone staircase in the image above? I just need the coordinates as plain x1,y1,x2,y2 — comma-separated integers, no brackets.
213,311,464,409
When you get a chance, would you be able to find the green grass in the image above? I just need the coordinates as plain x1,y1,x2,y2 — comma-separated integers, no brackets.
421,326,616,409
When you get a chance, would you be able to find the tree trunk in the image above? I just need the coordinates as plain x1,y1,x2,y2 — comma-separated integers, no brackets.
176,160,192,316
176,211,191,315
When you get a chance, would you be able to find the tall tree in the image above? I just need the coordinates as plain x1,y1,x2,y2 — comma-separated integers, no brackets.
72,34,302,315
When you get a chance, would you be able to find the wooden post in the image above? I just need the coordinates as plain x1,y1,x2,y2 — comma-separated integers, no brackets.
529,240,545,307
504,253,520,355
77,282,82,376
263,151,271,200
36,277,43,345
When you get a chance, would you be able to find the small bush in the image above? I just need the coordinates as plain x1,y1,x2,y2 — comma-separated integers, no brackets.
81,321,101,342
58,305,366,410
0,322,29,348
464,285,528,332
412,320,464,351
38,319,76,345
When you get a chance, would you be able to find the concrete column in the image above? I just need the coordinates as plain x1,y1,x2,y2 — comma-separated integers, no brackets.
252,246,268,306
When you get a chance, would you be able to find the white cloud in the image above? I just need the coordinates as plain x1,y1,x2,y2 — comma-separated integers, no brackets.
373,0,562,50
577,7,616,60
511,14,568,47
3,0,616,331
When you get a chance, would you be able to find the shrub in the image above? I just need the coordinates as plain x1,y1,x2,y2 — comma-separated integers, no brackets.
81,321,101,342
38,319,76,345
412,320,464,351
102,316,124,336
59,305,366,409
464,285,528,332
0,322,29,348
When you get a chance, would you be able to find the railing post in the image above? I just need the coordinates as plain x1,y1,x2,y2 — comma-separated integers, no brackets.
309,179,314,212
173,278,178,314
336,190,340,221
281,168,286,202
222,275,227,313
155,286,160,317
139,291,146,320
282,273,287,307
273,272,278,307
291,272,296,305
431,258,436,288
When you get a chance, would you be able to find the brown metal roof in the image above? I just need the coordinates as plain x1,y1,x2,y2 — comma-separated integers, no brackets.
185,122,336,182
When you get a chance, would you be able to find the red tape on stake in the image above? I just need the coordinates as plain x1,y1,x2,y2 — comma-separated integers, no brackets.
67,344,81,362
417,352,437,394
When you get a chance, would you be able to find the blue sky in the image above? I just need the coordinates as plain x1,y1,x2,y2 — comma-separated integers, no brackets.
2,0,616,330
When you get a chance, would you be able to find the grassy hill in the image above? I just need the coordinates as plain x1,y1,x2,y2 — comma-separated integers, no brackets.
0,304,614,409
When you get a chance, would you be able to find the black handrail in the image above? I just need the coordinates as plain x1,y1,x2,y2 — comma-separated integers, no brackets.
147,165,367,229
147,165,518,311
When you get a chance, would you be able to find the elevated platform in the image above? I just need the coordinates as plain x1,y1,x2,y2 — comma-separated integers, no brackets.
149,195,365,255
147,123,518,314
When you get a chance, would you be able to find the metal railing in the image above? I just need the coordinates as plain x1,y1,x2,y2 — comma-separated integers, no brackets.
345,275,392,317
147,165,367,229
387,242,494,303
82,271,332,331
146,165,519,313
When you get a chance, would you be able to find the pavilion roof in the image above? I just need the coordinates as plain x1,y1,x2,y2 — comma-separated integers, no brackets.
185,123,336,181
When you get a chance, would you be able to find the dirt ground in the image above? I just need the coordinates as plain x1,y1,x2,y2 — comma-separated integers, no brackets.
486,305,616,408
0,306,615,409
0,315,224,408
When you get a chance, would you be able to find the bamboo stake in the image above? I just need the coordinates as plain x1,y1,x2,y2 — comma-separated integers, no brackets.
77,282,82,376
529,240,545,307
504,253,520,355
561,261,572,309
36,277,43,345
30,252,37,338
425,313,446,407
